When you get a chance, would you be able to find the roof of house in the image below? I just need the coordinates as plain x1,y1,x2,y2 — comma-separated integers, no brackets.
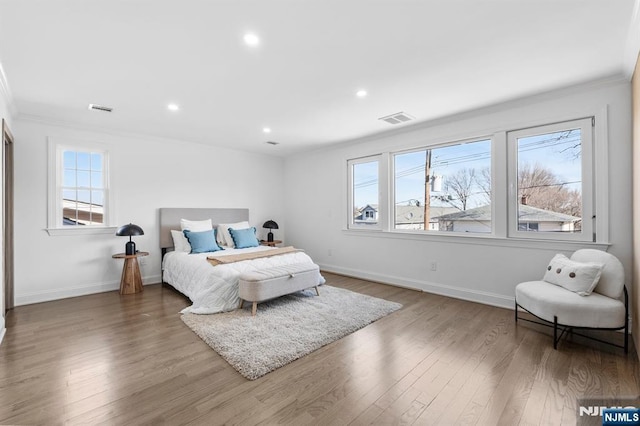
434,204,580,222
395,205,459,224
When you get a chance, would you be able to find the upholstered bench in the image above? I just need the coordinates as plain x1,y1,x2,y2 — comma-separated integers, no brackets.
238,262,321,315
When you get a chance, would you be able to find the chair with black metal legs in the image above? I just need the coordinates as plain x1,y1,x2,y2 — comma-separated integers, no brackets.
515,249,628,353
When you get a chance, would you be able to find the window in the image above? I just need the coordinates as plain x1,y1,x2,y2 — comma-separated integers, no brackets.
508,118,593,241
346,116,600,243
518,222,539,231
393,139,491,233
348,156,381,229
48,139,114,235
62,150,105,226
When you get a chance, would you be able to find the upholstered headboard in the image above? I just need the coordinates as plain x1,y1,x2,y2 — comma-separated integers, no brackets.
159,208,249,250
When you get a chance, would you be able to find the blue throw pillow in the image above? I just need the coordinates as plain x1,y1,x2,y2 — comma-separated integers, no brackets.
229,227,259,249
183,229,223,254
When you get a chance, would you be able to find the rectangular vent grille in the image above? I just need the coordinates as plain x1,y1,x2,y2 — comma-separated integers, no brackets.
379,112,414,125
88,104,113,112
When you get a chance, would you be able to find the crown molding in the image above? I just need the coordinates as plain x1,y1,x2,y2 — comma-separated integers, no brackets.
0,62,17,118
623,0,640,79
15,112,285,159
15,111,183,145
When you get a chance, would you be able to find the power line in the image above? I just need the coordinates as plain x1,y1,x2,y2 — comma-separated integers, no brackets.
518,180,581,190
357,131,583,188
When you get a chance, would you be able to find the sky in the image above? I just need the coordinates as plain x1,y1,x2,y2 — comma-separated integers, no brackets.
516,128,582,192
394,139,491,209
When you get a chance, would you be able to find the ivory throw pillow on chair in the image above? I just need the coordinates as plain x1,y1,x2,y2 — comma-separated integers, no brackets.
542,253,603,296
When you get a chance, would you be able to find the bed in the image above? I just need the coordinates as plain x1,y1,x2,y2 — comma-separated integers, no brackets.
159,208,324,314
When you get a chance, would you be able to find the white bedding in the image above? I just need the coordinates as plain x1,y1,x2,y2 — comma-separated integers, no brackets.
162,246,325,314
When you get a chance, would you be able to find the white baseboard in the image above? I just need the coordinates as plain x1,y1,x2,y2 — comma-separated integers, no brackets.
15,274,162,306
319,264,635,335
318,263,514,310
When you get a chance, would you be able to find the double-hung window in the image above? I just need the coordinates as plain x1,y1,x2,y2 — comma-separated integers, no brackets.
47,139,115,235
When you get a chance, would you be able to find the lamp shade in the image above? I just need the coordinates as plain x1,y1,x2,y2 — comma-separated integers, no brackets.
116,223,144,237
262,220,279,230
116,223,144,255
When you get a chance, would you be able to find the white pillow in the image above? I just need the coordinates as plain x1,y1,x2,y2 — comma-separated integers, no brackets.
217,221,251,247
170,230,191,253
542,253,603,296
180,218,213,232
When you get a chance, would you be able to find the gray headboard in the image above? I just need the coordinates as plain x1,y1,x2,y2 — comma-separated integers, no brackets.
159,208,249,249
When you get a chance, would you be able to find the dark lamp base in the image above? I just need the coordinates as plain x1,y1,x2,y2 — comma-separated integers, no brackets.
267,232,274,242
125,241,136,256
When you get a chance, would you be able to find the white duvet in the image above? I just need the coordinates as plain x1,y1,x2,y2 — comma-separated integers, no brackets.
162,246,325,314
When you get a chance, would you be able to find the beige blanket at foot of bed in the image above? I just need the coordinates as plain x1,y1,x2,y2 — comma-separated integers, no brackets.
207,246,301,266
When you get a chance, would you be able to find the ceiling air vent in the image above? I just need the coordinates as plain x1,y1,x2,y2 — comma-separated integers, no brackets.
379,111,414,125
266,141,279,145
88,103,113,112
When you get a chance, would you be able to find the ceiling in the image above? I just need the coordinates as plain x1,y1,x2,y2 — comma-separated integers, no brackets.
0,0,637,156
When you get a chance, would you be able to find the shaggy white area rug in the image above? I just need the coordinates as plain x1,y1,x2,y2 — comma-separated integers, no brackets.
181,285,402,380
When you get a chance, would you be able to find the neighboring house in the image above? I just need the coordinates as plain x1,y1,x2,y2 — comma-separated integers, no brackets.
355,204,459,229
62,199,104,226
434,204,580,233
354,204,378,224
395,205,459,230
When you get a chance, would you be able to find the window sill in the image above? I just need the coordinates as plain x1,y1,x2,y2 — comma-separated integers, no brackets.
342,228,609,251
46,226,118,236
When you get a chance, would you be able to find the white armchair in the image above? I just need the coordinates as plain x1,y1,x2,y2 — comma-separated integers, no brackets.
515,249,628,353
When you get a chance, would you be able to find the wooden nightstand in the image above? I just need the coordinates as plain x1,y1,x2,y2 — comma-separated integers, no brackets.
112,251,149,295
260,240,282,247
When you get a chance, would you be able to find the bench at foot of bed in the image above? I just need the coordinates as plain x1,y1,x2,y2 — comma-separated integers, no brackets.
238,263,321,316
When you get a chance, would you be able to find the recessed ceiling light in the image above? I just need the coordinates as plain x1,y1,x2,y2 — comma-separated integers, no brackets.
244,33,260,47
263,127,271,134
356,90,368,98
167,103,179,111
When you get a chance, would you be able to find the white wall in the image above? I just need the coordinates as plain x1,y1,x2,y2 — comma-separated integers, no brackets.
13,119,285,305
284,79,633,309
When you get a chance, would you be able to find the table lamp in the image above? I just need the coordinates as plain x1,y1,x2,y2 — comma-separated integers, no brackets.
262,220,279,242
116,223,144,255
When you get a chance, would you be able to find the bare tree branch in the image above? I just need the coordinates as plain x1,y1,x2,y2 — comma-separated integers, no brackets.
517,162,582,218
475,167,491,204
445,168,476,211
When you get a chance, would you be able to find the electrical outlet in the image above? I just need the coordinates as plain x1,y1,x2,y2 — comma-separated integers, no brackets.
328,249,332,257
430,261,437,271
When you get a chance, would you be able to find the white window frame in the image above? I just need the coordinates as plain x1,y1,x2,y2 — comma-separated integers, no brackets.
507,118,594,242
347,155,384,230
47,138,116,236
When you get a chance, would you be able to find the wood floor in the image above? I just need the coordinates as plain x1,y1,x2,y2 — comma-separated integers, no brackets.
1,272,638,425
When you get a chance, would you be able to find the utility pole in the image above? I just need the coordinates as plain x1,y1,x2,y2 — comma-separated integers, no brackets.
423,150,431,230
